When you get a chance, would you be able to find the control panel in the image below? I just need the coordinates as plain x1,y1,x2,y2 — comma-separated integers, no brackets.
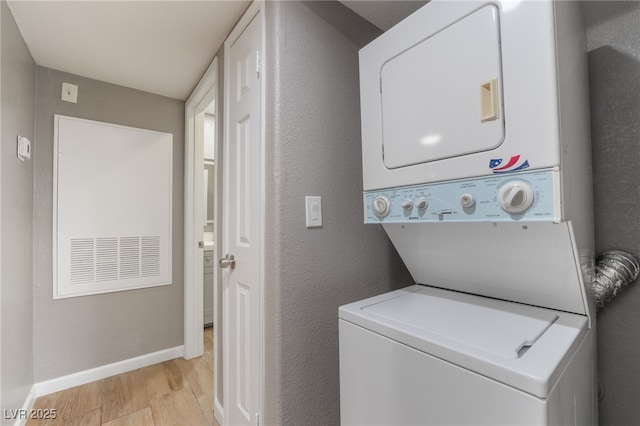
364,169,558,223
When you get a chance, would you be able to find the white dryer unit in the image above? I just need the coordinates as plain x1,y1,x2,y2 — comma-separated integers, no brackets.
340,0,596,425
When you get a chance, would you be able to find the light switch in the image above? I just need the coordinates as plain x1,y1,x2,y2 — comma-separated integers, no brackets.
61,82,78,103
305,196,322,228
17,135,31,161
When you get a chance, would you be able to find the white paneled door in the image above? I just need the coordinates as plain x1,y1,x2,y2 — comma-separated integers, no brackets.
222,4,263,426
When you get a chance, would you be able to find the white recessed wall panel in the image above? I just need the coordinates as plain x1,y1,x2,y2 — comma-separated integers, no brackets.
53,115,173,298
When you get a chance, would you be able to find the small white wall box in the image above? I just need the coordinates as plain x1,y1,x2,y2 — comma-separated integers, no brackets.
53,115,173,298
17,135,31,160
61,82,78,103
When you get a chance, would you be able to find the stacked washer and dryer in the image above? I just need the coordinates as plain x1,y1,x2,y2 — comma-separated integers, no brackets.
339,1,597,425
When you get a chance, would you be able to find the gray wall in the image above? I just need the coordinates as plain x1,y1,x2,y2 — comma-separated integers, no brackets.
263,2,412,425
33,67,185,381
582,2,640,425
1,0,35,416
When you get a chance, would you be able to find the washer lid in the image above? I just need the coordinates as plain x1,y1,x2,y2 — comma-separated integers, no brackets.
339,285,589,398
363,286,557,359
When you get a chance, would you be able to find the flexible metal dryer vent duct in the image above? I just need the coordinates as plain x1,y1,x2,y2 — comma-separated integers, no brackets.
592,250,639,311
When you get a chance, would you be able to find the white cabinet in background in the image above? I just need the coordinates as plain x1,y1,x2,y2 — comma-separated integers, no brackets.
204,251,214,325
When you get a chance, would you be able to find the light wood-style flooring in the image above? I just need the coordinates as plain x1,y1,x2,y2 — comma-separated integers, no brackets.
27,327,217,426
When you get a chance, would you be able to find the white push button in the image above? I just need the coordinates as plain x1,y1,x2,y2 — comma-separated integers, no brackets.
460,194,475,208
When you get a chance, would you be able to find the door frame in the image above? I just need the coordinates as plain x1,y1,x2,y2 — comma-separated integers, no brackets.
222,1,266,424
0,6,3,414
184,56,219,360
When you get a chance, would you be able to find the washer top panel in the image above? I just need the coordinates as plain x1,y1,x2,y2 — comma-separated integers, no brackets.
339,285,588,398
363,285,557,359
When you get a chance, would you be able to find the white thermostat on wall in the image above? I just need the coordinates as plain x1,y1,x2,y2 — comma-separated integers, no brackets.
17,135,31,161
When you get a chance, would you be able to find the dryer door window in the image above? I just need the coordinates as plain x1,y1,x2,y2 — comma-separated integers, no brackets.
381,5,505,169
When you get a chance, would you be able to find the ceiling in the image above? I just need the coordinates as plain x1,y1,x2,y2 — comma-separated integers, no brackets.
6,1,426,101
7,0,250,101
340,1,427,31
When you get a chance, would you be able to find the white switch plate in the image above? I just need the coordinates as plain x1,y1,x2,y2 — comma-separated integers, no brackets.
17,135,31,161
61,82,78,103
305,196,322,228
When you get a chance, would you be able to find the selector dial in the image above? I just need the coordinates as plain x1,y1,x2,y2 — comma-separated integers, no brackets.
497,180,535,214
400,199,414,211
372,195,391,218
460,193,475,208
416,197,428,210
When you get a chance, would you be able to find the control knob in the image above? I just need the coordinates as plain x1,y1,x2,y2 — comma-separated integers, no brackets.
497,181,535,214
400,199,414,211
416,197,428,210
460,193,475,208
372,195,391,218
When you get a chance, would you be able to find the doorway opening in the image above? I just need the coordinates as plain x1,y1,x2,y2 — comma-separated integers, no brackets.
203,104,215,327
184,56,224,420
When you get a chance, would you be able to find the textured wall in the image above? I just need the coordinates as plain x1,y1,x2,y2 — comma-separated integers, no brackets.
33,67,185,381
582,2,640,425
0,0,35,416
263,2,412,425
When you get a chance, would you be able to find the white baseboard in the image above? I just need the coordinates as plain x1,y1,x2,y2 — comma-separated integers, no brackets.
214,399,224,426
204,308,214,325
34,345,184,397
11,386,37,426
